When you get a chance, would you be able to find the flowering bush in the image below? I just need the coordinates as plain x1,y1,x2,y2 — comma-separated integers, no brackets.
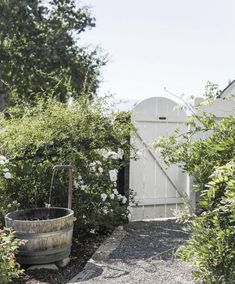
0,97,135,234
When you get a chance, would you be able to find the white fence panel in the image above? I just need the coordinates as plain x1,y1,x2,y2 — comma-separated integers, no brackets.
130,97,189,220
130,97,235,221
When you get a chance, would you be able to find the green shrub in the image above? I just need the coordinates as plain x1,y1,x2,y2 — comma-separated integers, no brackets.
177,162,235,283
0,97,135,234
0,229,23,284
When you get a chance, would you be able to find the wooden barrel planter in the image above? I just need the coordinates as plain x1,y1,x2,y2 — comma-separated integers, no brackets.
5,165,76,265
5,207,75,264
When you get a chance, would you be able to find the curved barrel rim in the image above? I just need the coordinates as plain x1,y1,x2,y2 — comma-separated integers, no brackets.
5,207,74,224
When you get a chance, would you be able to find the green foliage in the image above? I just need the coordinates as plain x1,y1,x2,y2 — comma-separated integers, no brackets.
0,0,105,107
204,81,221,99
0,97,135,234
156,114,235,193
155,105,235,282
177,162,235,283
0,229,23,284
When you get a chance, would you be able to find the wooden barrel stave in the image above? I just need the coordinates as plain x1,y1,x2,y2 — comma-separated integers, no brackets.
5,207,75,265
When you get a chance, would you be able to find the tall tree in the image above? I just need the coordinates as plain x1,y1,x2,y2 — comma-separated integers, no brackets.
0,0,105,107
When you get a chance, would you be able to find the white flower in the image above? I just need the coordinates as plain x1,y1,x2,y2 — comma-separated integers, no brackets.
90,229,95,234
109,169,118,182
110,193,115,200
118,148,124,159
90,161,101,168
4,172,12,179
113,188,118,195
74,180,79,189
122,196,127,204
3,168,9,172
102,207,108,215
113,181,117,187
109,151,120,160
97,149,122,160
97,149,109,159
98,167,103,174
117,194,123,200
77,174,82,181
0,155,7,162
0,160,5,165
101,193,107,202
81,184,88,191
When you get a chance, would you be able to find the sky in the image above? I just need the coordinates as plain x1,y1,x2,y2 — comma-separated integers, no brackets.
78,0,235,102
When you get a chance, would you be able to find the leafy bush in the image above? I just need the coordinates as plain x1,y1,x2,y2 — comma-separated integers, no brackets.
0,97,135,234
156,114,235,197
178,162,235,283
0,229,23,284
155,109,235,283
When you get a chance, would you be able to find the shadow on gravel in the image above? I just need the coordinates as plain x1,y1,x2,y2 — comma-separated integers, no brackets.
108,220,190,262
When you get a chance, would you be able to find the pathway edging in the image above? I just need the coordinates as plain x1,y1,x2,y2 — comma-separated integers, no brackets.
67,226,127,283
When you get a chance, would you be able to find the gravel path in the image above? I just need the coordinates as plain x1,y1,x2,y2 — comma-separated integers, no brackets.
70,220,196,284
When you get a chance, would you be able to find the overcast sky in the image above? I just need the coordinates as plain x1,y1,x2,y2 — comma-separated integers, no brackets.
78,0,235,101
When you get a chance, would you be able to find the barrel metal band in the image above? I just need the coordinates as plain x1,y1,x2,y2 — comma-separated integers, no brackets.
15,226,73,239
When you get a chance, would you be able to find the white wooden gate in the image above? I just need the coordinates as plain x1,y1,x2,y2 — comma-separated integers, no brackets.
130,97,235,221
130,97,190,220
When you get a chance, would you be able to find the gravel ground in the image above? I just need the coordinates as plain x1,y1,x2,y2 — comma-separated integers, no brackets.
12,234,108,284
74,220,197,284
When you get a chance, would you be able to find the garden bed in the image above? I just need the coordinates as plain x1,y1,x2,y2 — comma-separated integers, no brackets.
13,233,108,284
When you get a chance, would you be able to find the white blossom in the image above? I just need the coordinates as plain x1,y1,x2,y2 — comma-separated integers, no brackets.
109,151,120,160
122,196,127,204
77,174,82,181
97,149,122,160
101,193,107,202
97,149,109,159
90,161,102,167
90,229,95,234
113,188,118,195
0,155,8,165
81,184,88,191
98,167,103,174
102,207,108,214
3,168,9,172
118,148,124,159
117,194,123,200
110,193,115,200
74,180,79,189
89,162,96,171
109,169,118,182
4,172,12,179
